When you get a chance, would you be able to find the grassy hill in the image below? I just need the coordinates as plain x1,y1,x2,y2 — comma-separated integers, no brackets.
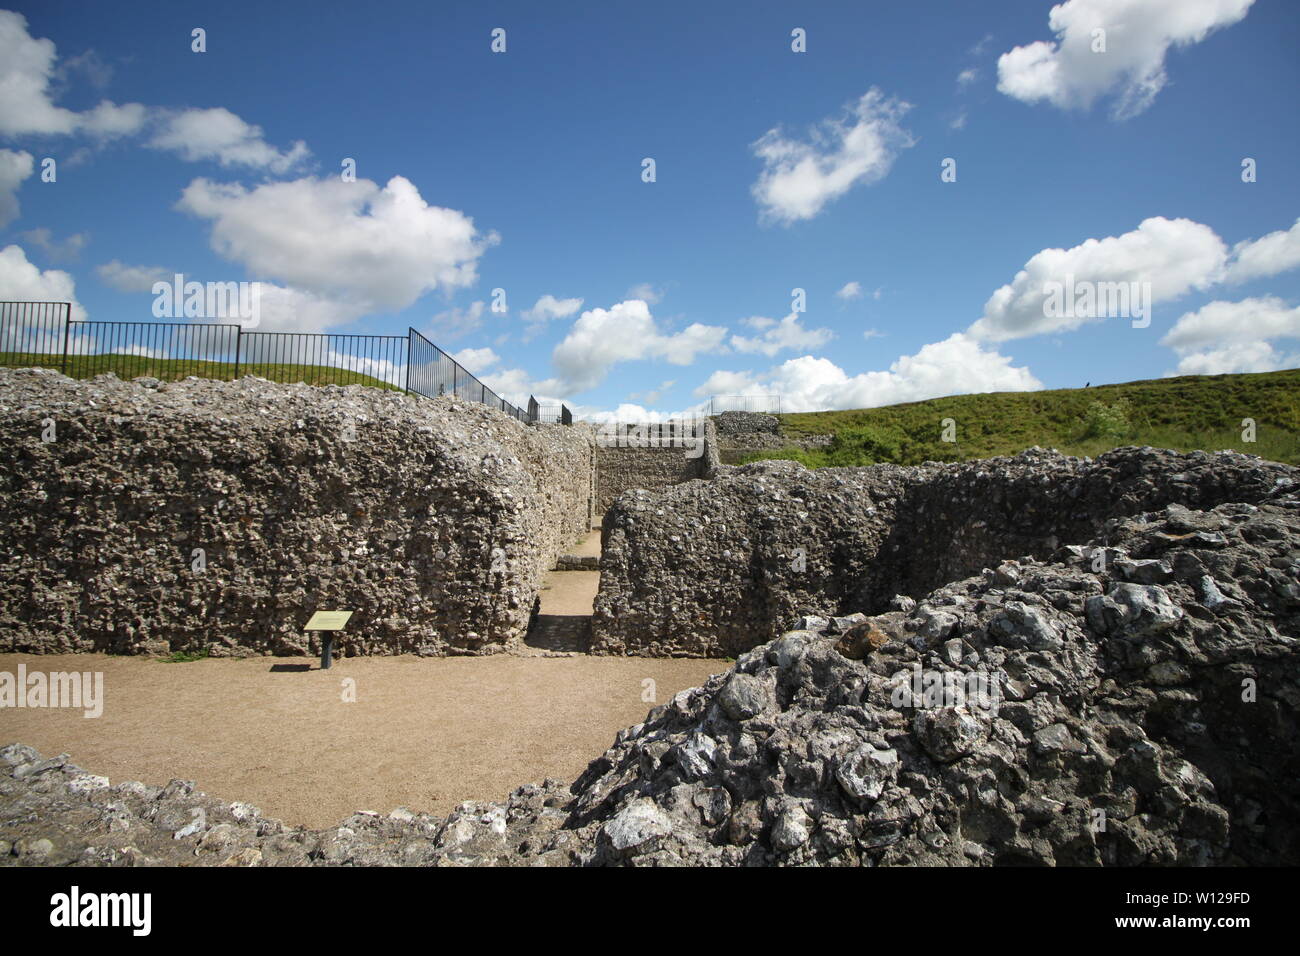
741,368,1300,467
0,351,402,391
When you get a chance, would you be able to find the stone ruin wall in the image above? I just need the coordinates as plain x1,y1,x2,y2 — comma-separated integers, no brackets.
710,410,833,463
593,418,719,517
7,479,1298,865
712,410,782,437
0,368,596,657
4,405,1300,866
592,447,1298,657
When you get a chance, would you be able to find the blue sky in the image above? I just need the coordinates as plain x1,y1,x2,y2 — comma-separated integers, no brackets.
1,0,1298,418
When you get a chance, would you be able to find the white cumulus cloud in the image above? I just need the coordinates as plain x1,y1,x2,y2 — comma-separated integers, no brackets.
695,333,1041,412
730,312,834,357
176,175,496,320
19,227,87,262
1224,218,1300,285
478,366,564,406
624,283,663,305
969,215,1300,346
997,0,1255,120
0,149,34,227
149,107,309,173
1168,340,1296,376
248,283,368,334
0,244,87,322
96,260,173,293
751,88,915,224
1160,296,1300,374
451,346,500,371
80,100,147,139
551,299,727,394
429,301,489,341
0,11,146,137
521,294,583,323
968,216,1228,342
0,13,307,168
1161,295,1300,352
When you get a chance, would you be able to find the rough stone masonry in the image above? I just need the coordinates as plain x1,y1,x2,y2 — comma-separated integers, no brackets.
593,446,1298,656
3,475,1298,865
0,368,595,656
593,418,719,516
3,370,1298,866
709,410,832,462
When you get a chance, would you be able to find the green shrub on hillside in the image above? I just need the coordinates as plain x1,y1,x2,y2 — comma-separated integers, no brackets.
825,425,904,465
1082,399,1132,440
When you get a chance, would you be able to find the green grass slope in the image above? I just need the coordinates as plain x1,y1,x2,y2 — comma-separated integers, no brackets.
0,352,402,391
742,369,1300,467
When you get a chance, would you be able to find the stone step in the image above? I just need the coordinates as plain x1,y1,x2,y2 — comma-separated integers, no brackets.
554,554,600,571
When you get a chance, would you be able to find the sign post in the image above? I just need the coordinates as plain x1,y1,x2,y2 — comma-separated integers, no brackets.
304,610,354,670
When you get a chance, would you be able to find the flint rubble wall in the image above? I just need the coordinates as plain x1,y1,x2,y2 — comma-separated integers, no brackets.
594,419,719,517
0,368,595,656
712,411,781,436
592,447,1298,656
5,475,1298,866
4,442,1299,866
711,410,832,462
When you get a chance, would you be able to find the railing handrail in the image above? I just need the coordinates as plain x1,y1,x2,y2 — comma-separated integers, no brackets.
243,330,407,340
68,319,244,329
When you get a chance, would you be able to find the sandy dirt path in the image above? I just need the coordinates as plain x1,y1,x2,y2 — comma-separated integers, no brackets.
524,526,602,652
0,652,723,828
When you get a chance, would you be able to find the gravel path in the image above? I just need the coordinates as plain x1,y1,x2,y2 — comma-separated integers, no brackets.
0,652,723,829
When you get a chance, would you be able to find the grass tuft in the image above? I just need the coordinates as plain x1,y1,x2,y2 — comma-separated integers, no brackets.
155,649,210,663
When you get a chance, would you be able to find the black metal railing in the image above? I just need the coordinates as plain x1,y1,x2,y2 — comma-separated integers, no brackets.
406,327,533,421
532,403,571,424
64,321,241,382
710,394,783,415
0,300,71,369
240,331,407,389
0,301,573,423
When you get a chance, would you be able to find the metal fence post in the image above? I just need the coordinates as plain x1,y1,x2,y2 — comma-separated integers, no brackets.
59,302,71,375
405,329,413,393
